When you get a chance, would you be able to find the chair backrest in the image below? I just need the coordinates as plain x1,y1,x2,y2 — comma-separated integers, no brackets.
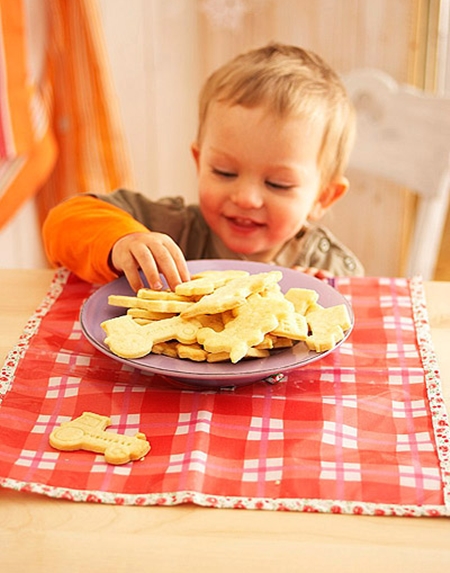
343,69,450,279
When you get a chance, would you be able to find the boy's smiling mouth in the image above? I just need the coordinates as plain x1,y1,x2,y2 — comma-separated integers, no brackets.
225,215,265,231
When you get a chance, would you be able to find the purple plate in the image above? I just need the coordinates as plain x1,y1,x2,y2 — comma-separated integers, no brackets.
80,260,353,389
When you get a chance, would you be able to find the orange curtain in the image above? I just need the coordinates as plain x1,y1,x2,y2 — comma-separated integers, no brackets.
0,0,134,231
0,0,57,229
37,0,134,224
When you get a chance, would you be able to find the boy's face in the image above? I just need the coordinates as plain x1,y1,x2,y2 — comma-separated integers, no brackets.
192,102,346,263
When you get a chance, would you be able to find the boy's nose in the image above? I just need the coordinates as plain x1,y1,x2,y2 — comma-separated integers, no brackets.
231,182,264,209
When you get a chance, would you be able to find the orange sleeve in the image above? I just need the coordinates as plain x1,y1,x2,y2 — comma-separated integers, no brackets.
42,195,150,284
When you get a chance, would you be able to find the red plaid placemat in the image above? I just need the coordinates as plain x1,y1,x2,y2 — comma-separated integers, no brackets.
0,269,449,516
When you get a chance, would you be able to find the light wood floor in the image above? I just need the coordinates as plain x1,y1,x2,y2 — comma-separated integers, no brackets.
434,207,450,281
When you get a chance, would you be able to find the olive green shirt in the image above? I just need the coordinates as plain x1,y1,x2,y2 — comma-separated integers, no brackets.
98,189,364,277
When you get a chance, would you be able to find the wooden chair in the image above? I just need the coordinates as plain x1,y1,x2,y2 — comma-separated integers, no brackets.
342,69,450,279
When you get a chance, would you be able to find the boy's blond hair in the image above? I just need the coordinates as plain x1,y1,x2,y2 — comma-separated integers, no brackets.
197,43,355,186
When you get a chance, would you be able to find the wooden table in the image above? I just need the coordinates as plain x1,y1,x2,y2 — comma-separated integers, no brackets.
1,269,449,572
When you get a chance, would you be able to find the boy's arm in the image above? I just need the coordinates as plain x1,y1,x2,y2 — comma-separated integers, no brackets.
42,195,150,284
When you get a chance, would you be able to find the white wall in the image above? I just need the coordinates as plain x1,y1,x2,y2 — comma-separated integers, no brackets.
97,0,200,202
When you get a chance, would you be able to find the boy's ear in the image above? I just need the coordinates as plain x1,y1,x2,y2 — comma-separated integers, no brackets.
308,177,349,221
191,142,200,171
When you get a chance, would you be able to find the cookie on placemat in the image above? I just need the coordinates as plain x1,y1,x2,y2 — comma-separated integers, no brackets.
49,412,150,465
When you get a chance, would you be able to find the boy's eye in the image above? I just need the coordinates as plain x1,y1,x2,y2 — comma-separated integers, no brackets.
212,168,236,178
266,181,293,190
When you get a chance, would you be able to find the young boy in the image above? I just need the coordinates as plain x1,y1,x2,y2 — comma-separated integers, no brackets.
43,43,363,291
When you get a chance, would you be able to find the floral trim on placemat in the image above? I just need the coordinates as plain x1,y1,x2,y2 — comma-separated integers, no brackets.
0,477,447,517
410,275,450,511
0,268,70,402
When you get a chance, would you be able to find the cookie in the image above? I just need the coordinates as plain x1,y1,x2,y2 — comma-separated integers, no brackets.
101,315,155,358
137,288,191,301
305,304,352,352
108,294,193,314
151,340,179,358
49,411,150,465
176,342,208,362
127,308,176,320
181,271,283,319
101,314,202,358
197,293,282,363
271,312,308,341
284,287,319,315
175,269,249,296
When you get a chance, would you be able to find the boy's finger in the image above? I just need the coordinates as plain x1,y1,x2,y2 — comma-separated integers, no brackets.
123,266,144,292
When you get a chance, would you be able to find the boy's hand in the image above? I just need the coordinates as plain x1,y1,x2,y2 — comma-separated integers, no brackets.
291,265,333,280
111,232,190,292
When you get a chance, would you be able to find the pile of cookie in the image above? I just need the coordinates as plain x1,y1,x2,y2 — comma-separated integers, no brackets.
101,269,351,364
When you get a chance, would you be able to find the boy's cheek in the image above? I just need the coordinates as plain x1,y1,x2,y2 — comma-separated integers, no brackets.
199,187,219,210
